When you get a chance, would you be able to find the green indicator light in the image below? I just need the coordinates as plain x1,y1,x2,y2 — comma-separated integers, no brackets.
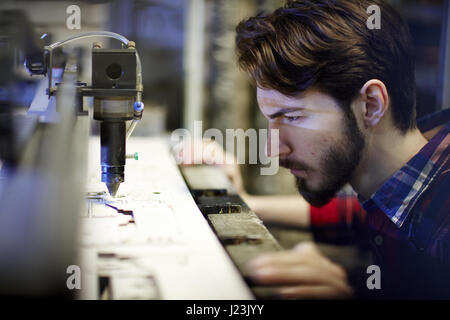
134,152,138,160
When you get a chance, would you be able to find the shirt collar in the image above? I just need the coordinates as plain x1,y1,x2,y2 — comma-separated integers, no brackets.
360,122,450,228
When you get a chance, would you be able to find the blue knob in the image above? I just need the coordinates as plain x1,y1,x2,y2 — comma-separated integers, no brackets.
134,101,144,112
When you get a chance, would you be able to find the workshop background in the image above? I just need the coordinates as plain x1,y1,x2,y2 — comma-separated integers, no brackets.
2,0,446,198
0,0,448,300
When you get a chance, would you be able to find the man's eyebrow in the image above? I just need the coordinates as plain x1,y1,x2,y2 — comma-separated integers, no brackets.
267,107,303,119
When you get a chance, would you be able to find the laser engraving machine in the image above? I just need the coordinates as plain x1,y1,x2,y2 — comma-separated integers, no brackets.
44,33,145,197
0,24,145,296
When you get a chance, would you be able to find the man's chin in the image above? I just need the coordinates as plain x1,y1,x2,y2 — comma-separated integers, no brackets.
299,190,335,207
296,178,337,207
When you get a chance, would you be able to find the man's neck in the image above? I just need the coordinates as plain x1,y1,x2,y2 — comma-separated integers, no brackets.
351,127,428,200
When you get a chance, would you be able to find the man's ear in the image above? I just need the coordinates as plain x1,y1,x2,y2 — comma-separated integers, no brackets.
359,79,389,128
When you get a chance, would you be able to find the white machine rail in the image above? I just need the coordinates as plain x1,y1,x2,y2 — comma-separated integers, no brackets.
79,137,254,300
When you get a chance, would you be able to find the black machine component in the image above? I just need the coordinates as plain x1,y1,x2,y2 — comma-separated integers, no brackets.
100,120,126,196
39,35,143,198
0,10,47,164
91,44,137,196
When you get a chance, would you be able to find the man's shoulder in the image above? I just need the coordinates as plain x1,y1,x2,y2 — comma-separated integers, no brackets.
410,163,450,259
412,149,449,217
413,117,450,215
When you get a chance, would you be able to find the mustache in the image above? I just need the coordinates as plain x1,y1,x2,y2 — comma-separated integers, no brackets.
279,158,310,171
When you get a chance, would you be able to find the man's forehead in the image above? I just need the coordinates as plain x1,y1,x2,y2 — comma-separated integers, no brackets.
256,86,344,117
256,87,306,107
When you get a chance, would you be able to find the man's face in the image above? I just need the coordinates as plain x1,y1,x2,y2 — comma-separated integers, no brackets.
257,87,365,206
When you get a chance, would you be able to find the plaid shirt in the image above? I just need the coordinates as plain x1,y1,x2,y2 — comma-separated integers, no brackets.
311,110,450,299
358,119,450,299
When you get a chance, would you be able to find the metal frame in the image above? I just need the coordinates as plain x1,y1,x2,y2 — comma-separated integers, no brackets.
438,0,450,110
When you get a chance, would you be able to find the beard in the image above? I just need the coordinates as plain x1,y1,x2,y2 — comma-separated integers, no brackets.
281,110,365,207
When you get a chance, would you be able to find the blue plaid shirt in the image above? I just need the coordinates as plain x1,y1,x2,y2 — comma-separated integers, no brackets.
357,116,450,299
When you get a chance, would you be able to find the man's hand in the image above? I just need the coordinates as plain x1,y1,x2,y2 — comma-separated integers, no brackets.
172,138,245,193
246,242,353,299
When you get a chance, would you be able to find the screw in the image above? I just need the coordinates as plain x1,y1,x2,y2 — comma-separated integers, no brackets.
126,152,138,160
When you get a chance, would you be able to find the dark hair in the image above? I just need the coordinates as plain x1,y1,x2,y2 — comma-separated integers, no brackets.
236,0,416,132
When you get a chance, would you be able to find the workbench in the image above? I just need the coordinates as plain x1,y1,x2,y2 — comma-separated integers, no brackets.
77,137,280,300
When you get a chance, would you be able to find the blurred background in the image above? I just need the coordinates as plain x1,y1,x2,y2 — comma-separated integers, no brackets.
1,0,448,197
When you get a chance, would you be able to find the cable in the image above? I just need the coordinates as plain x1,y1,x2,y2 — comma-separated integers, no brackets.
49,31,129,49
47,31,144,140
47,31,143,104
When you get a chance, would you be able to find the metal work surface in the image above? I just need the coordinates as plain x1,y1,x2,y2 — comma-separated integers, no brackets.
78,137,253,300
180,166,283,299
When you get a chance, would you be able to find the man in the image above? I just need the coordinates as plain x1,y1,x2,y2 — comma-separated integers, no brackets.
233,0,450,299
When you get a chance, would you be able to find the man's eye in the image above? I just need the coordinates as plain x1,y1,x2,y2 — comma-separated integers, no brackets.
284,115,302,122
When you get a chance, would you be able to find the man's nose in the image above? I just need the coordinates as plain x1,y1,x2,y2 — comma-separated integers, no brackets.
267,123,291,158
